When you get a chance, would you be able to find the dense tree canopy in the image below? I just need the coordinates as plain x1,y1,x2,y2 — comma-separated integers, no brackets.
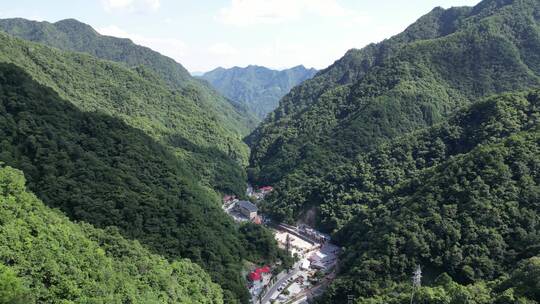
0,264,31,304
247,0,540,202
0,165,224,303
317,133,540,303
0,63,264,302
0,28,250,195
328,259,540,304
239,223,294,270
262,91,540,229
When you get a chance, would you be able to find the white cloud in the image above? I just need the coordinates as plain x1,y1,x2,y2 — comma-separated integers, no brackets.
97,25,187,63
208,43,238,56
217,0,367,26
101,0,160,13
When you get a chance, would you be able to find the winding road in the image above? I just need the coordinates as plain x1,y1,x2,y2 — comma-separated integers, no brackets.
260,263,301,304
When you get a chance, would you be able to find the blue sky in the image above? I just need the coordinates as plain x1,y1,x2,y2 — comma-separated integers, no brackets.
0,0,481,72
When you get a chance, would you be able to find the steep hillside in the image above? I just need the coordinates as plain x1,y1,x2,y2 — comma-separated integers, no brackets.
0,17,258,133
0,63,283,303
0,29,248,195
247,0,540,202
265,89,540,302
0,18,193,88
264,90,540,230
0,165,223,303
200,65,317,118
304,88,540,302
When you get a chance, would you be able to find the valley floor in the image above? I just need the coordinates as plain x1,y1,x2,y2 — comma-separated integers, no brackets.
223,187,341,304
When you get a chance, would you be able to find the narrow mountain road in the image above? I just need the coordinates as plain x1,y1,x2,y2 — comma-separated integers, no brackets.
260,263,301,304
286,266,338,303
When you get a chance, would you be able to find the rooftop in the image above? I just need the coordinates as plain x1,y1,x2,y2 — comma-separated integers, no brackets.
237,200,258,212
248,265,270,281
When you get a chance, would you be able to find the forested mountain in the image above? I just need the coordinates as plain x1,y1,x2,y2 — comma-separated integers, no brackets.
1,1,539,303
0,165,223,304
315,90,540,303
0,29,248,195
0,62,283,303
0,17,261,196
263,89,540,231
248,0,540,221
0,18,193,88
200,65,317,118
0,18,258,130
243,0,540,302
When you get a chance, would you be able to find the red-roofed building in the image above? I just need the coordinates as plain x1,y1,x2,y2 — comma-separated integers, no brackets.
259,186,273,193
248,266,271,281
258,266,270,273
251,215,262,225
248,271,262,281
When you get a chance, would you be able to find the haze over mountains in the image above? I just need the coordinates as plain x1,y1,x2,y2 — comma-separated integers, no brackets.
0,0,539,303
200,65,318,119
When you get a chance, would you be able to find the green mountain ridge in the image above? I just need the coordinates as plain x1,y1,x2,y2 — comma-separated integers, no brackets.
0,18,192,87
316,90,540,303
0,165,224,303
0,17,264,196
242,0,540,302
0,28,248,195
0,17,259,131
0,1,539,303
0,61,273,303
200,65,317,119
248,0,540,221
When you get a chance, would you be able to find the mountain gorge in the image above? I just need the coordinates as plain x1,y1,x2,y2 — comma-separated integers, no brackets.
200,65,317,119
0,0,539,303
0,19,280,304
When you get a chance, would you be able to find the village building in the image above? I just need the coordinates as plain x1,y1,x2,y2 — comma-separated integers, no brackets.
248,265,271,282
223,195,236,203
259,186,274,193
237,200,258,220
251,215,262,225
248,271,262,282
300,259,311,271
308,251,327,270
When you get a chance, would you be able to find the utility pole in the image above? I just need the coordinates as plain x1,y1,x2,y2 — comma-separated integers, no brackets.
410,265,422,304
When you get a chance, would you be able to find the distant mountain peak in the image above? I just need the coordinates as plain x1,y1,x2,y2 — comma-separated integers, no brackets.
200,64,318,119
54,18,87,26
54,18,99,35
